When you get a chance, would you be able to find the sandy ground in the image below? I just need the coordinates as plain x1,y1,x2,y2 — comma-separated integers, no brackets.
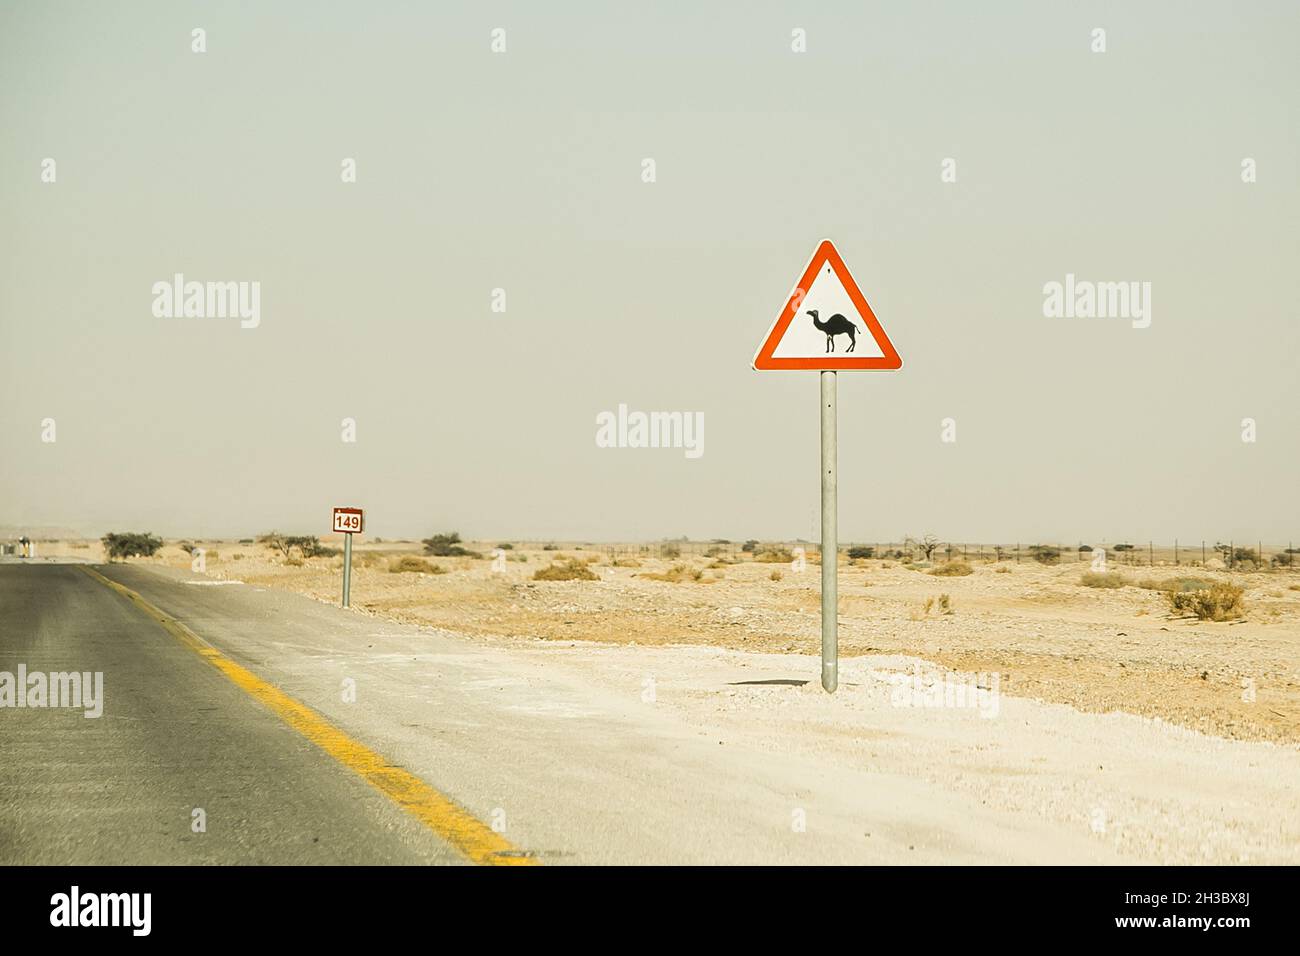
72,537,1300,746
16,540,1300,863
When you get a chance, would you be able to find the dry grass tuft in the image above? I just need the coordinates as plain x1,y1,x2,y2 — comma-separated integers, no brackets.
1080,571,1126,589
930,561,973,577
388,556,443,574
533,558,599,582
640,563,707,584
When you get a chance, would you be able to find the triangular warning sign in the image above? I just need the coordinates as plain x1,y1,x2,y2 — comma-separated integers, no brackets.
752,239,902,370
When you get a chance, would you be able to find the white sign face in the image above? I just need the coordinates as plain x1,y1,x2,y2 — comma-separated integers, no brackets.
332,507,363,534
771,260,887,360
752,239,902,371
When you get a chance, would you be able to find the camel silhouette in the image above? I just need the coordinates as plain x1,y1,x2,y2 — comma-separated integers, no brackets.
807,310,857,353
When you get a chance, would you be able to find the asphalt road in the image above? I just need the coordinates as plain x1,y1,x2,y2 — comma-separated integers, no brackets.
2,559,1182,865
0,563,464,864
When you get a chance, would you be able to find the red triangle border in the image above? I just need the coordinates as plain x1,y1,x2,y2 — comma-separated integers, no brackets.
752,239,902,371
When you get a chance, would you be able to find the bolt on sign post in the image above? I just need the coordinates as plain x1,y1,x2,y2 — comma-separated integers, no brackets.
332,507,364,607
752,239,902,692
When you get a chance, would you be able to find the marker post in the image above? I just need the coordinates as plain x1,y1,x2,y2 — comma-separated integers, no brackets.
342,532,352,608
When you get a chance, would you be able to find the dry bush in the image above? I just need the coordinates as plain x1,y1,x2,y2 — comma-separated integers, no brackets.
755,548,793,563
1168,583,1245,621
285,555,303,567
770,569,783,581
1080,571,1126,589
612,557,641,568
930,561,973,577
388,556,443,574
641,563,706,584
533,558,598,582
995,565,1011,573
939,594,953,615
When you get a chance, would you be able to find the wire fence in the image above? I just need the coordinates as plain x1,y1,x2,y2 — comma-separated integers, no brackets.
504,539,1300,569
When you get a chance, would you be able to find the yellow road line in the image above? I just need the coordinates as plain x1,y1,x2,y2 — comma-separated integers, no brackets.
81,565,537,866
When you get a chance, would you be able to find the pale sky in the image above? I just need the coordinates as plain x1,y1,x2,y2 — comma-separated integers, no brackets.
2,1,1297,544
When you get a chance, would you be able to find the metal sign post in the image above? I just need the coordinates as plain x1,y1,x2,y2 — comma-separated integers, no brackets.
752,240,902,693
332,507,364,609
342,532,353,608
821,370,838,692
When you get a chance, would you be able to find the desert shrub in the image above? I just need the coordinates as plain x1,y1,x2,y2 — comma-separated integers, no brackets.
389,556,440,574
1029,545,1060,565
995,565,1011,573
285,555,304,567
755,548,793,563
612,557,641,568
533,558,598,582
232,553,244,560
769,569,783,581
939,594,953,615
847,546,875,560
257,532,331,559
704,545,725,558
742,539,759,553
641,564,706,584
423,532,473,557
101,532,163,561
1168,583,1245,621
497,542,514,550
178,541,195,554
1113,543,1135,552
1078,544,1094,552
659,542,682,559
238,538,253,545
1080,571,1126,589
930,561,973,577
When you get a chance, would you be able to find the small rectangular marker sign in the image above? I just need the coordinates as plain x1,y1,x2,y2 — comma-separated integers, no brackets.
332,507,363,534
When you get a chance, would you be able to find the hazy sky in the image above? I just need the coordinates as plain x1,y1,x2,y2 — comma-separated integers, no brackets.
2,1,1297,544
